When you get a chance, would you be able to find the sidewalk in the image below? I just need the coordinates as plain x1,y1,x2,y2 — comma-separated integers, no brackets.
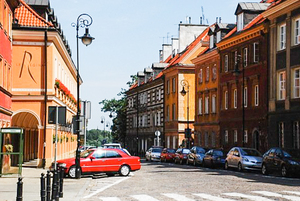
0,167,90,201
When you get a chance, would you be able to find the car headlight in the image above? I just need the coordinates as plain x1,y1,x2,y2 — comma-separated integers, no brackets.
288,160,299,165
243,157,249,162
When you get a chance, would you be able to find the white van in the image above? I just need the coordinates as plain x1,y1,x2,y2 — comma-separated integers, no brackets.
103,143,122,149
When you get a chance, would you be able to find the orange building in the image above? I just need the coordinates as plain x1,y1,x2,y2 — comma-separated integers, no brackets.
11,0,78,167
163,28,209,149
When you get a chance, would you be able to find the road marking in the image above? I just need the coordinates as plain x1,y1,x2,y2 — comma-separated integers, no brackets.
99,197,121,201
194,193,237,201
130,194,160,201
163,193,195,201
284,191,300,196
83,176,131,199
253,191,300,201
223,192,274,201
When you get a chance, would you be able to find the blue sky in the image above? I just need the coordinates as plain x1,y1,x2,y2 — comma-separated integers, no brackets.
50,0,242,130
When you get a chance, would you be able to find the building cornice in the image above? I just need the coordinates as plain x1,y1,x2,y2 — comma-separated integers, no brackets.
216,24,267,51
262,0,300,20
191,49,219,64
0,106,13,116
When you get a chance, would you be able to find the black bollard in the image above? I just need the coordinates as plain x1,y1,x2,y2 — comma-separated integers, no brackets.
59,167,64,198
55,168,60,201
16,177,23,201
40,173,46,201
51,170,58,201
46,171,51,201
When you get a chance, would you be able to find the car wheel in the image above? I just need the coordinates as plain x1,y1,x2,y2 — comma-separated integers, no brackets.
68,165,78,178
224,161,229,170
281,165,288,177
193,159,196,166
119,165,130,176
238,163,243,172
261,164,268,175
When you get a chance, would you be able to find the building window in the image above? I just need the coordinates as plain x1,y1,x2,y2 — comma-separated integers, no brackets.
293,121,300,149
157,112,161,126
234,130,238,143
166,105,170,121
224,90,228,110
157,88,162,101
244,130,248,144
205,96,209,114
254,85,259,106
172,103,176,120
217,31,221,43
294,68,300,98
167,80,170,94
205,132,209,147
243,47,248,66
279,122,284,148
233,89,237,109
253,42,259,63
173,136,176,149
206,67,210,82
278,71,286,100
294,18,300,45
224,55,229,72
279,24,286,50
211,132,216,147
234,51,238,66
212,66,217,80
211,95,216,113
244,87,248,108
237,12,244,31
210,35,214,49
172,77,176,93
167,136,170,148
198,97,203,115
198,69,203,84
225,130,228,144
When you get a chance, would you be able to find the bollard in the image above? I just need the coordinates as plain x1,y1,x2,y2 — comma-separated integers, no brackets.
46,171,51,201
51,170,58,201
16,177,23,201
40,173,46,201
56,168,60,201
59,167,64,198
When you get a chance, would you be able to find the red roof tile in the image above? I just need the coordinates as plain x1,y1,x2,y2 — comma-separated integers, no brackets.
15,0,53,28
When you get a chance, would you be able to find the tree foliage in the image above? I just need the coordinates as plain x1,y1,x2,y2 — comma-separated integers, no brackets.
86,129,112,147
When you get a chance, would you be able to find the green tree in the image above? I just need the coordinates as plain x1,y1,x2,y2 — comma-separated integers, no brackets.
86,129,112,147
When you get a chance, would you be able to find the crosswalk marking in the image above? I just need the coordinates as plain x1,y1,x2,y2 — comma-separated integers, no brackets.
223,192,274,201
163,193,195,201
131,194,160,201
194,193,237,201
253,191,300,201
284,191,300,196
99,197,121,201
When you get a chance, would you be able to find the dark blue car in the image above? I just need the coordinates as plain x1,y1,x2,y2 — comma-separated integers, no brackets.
203,149,226,168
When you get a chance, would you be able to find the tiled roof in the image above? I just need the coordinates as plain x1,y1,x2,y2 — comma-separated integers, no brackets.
15,0,53,28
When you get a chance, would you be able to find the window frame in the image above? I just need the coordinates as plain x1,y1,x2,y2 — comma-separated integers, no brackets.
278,71,286,100
225,130,229,144
172,77,176,93
243,47,248,67
224,55,228,73
233,89,237,109
198,69,203,84
206,66,210,82
254,85,259,106
279,23,286,50
205,96,209,114
211,94,216,113
293,68,300,98
294,18,300,45
234,130,238,143
198,97,203,115
243,87,248,108
224,90,228,110
253,42,259,63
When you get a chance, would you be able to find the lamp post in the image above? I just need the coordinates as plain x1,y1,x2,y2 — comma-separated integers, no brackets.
180,79,190,149
233,55,245,147
72,13,94,179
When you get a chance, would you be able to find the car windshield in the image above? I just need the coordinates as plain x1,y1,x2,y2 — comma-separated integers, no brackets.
168,149,176,153
241,149,261,156
80,150,94,158
152,148,162,153
196,148,206,154
214,150,224,156
182,149,190,154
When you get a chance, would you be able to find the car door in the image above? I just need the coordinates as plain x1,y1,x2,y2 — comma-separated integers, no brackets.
274,148,283,171
226,149,234,167
265,148,275,171
205,150,212,166
104,150,123,172
83,149,106,173
232,148,240,168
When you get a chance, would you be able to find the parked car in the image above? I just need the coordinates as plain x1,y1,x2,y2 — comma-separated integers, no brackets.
224,147,262,171
160,148,176,162
78,145,97,152
186,146,208,166
145,147,163,162
262,148,300,177
50,148,141,178
203,149,226,168
174,148,191,164
103,143,122,149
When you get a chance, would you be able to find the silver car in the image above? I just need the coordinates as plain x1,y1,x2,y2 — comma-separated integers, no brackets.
225,147,262,171
145,147,163,162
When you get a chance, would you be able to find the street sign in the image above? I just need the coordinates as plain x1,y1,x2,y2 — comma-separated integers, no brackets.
72,115,85,135
48,106,66,125
155,130,161,137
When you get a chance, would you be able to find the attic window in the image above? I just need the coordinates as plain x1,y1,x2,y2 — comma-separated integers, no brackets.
237,13,244,31
210,35,214,48
217,31,221,43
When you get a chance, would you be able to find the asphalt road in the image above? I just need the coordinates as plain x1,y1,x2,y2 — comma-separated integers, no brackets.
78,159,300,201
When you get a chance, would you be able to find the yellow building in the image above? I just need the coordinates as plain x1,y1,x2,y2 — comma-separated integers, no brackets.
163,28,209,149
11,0,78,167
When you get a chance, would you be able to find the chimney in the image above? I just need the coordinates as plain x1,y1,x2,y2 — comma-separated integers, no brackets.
152,63,168,78
171,38,179,58
189,17,192,24
219,17,222,23
137,71,145,86
200,17,203,25
160,44,172,62
144,67,153,83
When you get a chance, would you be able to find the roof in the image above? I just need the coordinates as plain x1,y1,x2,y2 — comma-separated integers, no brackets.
216,23,236,30
15,0,53,28
23,0,49,6
235,3,271,15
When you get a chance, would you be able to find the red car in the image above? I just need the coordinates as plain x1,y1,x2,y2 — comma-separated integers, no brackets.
50,148,141,178
160,148,176,162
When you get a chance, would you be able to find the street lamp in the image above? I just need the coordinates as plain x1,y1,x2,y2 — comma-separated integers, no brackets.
72,13,94,179
233,54,245,147
180,79,191,149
